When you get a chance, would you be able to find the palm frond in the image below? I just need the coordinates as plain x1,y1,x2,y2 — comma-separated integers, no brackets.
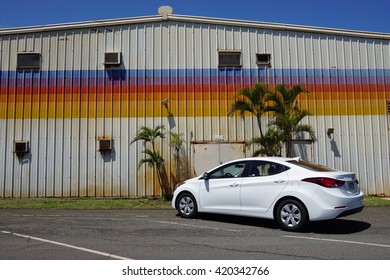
137,149,164,169
229,83,268,115
246,128,283,156
294,124,317,141
228,100,255,117
169,132,185,152
131,125,166,145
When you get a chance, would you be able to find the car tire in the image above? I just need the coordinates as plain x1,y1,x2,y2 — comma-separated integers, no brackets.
176,192,198,219
275,199,308,231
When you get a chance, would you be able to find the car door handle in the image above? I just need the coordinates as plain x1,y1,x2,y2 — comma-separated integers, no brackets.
230,183,239,187
274,180,285,183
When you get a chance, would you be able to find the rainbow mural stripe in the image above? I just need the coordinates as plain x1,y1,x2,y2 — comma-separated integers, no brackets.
1,68,390,119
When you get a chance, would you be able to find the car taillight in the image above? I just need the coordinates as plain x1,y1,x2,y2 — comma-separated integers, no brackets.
302,177,345,188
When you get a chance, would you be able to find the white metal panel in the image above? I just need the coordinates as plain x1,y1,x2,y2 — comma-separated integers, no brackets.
177,22,186,69
191,142,245,176
193,23,203,69
86,118,95,196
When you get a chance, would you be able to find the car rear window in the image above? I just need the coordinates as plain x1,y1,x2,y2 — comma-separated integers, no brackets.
287,160,336,172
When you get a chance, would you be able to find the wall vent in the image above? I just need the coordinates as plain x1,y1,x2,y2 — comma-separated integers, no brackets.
98,138,113,151
256,53,271,66
14,140,29,153
17,53,41,69
104,52,121,65
218,51,242,67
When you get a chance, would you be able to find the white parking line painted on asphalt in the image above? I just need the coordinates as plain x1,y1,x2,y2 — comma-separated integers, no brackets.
0,230,131,260
153,219,242,232
285,235,390,248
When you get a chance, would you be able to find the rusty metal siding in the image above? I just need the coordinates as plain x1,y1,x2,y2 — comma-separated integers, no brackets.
0,15,390,197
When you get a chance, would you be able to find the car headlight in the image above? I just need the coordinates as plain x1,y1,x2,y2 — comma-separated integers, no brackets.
174,181,186,191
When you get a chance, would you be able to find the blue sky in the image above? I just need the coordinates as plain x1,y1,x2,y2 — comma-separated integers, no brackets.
1,0,389,33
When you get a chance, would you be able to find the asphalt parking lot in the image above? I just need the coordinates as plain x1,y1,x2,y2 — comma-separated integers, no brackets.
0,207,389,260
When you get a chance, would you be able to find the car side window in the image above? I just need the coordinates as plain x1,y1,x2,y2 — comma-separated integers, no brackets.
208,161,247,179
246,161,289,177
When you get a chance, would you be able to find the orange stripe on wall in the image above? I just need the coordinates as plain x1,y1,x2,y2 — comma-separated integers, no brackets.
1,91,389,119
1,83,390,98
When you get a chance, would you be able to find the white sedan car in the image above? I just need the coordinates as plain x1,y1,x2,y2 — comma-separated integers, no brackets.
172,157,364,231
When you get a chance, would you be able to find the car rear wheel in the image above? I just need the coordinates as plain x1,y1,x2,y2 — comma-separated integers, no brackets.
176,192,198,218
275,199,308,231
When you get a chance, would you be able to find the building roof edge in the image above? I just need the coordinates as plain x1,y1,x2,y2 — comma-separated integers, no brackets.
1,13,389,40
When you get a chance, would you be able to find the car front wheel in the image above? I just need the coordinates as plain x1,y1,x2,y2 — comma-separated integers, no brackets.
275,199,308,231
176,192,198,218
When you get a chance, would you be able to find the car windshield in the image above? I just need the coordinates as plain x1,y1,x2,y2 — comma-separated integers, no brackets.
287,160,336,172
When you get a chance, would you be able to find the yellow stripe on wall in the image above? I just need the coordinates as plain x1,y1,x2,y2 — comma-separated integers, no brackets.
1,91,389,119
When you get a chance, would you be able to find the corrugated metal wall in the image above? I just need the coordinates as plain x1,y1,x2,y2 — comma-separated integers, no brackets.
0,17,389,197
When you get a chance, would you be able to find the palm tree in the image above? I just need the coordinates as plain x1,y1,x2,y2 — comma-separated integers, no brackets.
266,85,316,157
131,125,171,199
169,132,187,185
228,82,270,137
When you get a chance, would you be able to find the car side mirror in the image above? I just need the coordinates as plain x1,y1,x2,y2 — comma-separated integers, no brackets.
202,172,209,180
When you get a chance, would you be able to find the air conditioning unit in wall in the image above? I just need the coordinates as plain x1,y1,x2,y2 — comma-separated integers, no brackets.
256,53,271,67
98,138,113,151
104,52,121,65
14,140,29,154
